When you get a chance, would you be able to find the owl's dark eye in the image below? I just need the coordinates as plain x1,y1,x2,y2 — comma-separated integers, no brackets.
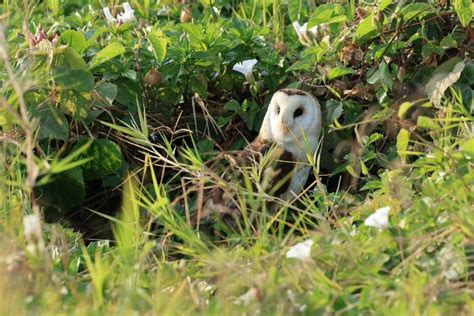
276,106,280,114
294,107,304,118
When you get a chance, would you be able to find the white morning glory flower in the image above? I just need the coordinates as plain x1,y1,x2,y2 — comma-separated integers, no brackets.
103,7,117,24
232,59,258,81
285,239,314,261
293,21,330,46
118,2,136,24
292,21,319,46
364,206,391,229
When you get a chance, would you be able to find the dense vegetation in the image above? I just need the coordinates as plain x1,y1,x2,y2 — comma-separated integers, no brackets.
0,0,473,314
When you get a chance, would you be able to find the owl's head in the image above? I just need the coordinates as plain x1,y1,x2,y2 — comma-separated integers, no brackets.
259,89,322,157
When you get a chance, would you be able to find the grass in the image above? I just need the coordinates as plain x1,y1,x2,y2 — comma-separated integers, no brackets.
1,96,473,314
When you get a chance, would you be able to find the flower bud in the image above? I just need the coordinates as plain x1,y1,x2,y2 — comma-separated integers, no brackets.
355,8,368,19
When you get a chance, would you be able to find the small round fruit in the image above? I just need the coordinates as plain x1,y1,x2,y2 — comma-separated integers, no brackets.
180,8,192,23
144,69,163,86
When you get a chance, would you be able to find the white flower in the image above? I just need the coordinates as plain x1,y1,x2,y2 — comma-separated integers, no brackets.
364,206,391,229
118,2,136,23
232,59,258,81
23,213,44,254
103,7,117,24
292,21,319,46
286,239,313,261
23,214,41,241
293,21,330,46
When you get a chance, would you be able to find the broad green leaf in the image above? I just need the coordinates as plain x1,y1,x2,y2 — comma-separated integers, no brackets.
35,168,86,213
308,4,346,27
61,30,87,53
426,60,465,107
85,26,107,49
454,0,472,27
396,128,410,162
398,102,413,119
76,139,123,180
460,139,474,157
287,57,316,72
417,116,440,130
287,0,305,22
400,3,432,21
440,35,458,49
35,106,69,141
327,66,355,80
421,43,444,59
148,31,168,62
64,47,88,70
90,43,126,68
325,99,343,121
54,67,94,93
367,62,393,90
96,82,118,104
61,91,90,120
378,0,393,11
355,14,378,45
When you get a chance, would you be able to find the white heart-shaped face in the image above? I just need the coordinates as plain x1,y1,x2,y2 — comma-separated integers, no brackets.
259,89,322,157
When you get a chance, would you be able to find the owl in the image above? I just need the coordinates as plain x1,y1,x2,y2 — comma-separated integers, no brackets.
196,89,322,222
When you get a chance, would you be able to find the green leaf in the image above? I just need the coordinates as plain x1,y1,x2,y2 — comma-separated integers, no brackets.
64,47,88,70
440,35,458,49
35,168,86,213
325,99,343,121
417,116,440,130
60,30,87,53
426,60,465,107
90,43,126,68
35,106,69,141
96,82,118,104
421,43,444,59
327,66,355,80
355,14,378,45
454,0,473,27
396,128,410,163
287,58,315,72
400,3,432,21
460,139,474,157
60,91,90,120
308,4,346,27
85,26,107,49
76,139,123,180
148,31,168,62
378,0,393,11
54,67,94,93
367,62,393,90
398,102,413,119
287,0,306,22
224,100,240,112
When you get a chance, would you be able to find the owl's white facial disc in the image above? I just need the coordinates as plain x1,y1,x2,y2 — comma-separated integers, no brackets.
260,89,321,156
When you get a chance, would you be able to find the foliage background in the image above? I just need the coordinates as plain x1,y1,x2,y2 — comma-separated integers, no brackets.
0,0,473,314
